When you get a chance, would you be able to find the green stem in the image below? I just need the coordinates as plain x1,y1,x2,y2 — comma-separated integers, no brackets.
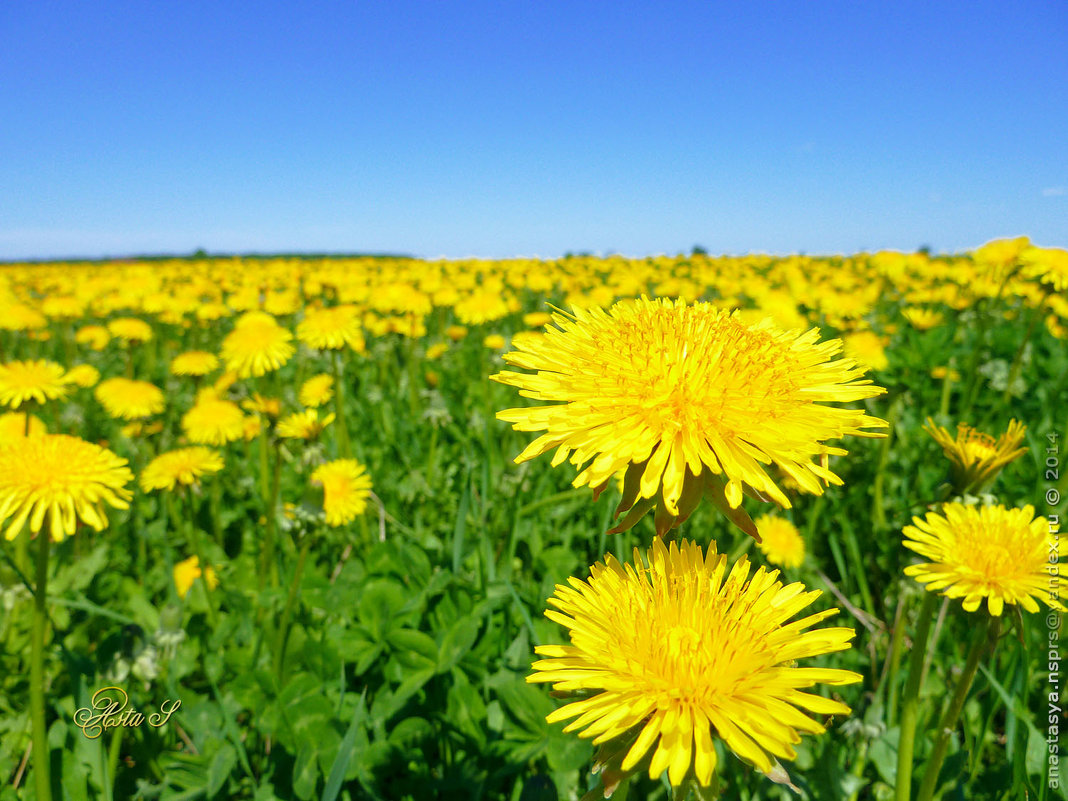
915,615,999,801
872,396,900,532
30,531,53,801
331,349,352,459
937,366,954,420
106,727,122,799
884,593,909,728
185,492,217,628
273,536,311,683
999,301,1042,405
895,592,938,801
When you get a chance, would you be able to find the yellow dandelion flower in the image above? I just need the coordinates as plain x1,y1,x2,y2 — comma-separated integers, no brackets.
299,374,334,408
182,392,246,446
75,325,111,350
930,366,961,382
95,378,165,420
242,393,281,417
140,447,224,493
311,459,372,526
296,304,364,350
446,324,468,342
242,415,262,441
523,311,554,328
924,418,1027,495
483,334,507,350
0,434,133,541
0,304,47,331
841,330,889,372
171,350,220,376
901,307,944,331
530,538,861,787
493,298,886,536
425,343,448,361
1021,246,1068,293
107,317,153,344
0,360,70,409
63,364,100,389
221,311,294,378
755,515,806,569
0,412,46,442
121,421,163,439
174,555,219,600
903,503,1064,616
277,409,334,440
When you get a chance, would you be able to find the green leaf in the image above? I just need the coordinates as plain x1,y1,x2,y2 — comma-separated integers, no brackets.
206,741,238,797
387,628,438,670
437,614,482,673
321,691,368,801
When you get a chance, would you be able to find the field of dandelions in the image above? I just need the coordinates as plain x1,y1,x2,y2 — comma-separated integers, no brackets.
0,240,1066,801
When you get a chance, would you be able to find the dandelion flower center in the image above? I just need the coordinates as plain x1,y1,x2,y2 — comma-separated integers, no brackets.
0,360,70,409
903,503,1064,616
494,298,886,531
530,539,861,786
0,434,133,541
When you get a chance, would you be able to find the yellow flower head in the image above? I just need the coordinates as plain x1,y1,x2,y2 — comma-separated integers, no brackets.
1021,246,1068,293
523,311,554,328
141,447,224,493
63,364,100,389
75,325,111,350
493,298,887,536
311,458,373,526
0,434,133,541
483,334,507,350
0,360,70,409
95,378,165,420
221,311,294,378
841,330,889,372
924,418,1027,495
181,392,246,446
755,515,806,569
529,539,860,787
901,307,944,331
174,555,219,600
277,409,334,440
171,350,220,376
903,503,1064,616
107,317,154,344
298,374,334,408
425,343,449,361
296,304,364,350
121,421,164,439
445,324,468,342
242,393,281,418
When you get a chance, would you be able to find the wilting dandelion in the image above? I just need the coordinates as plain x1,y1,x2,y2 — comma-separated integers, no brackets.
923,418,1027,495
493,298,886,536
529,539,860,788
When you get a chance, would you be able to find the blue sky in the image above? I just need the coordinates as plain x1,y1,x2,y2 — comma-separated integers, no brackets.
1,0,1065,261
